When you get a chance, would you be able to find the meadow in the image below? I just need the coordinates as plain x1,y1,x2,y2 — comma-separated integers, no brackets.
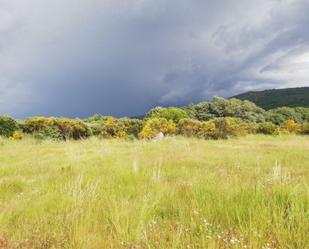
0,135,308,249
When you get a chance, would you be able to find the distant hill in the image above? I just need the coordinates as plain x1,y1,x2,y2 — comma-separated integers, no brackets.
232,87,309,110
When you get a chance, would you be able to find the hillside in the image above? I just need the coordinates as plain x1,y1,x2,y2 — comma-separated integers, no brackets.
232,87,309,110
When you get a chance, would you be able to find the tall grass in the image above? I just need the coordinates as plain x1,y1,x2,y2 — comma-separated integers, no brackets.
0,135,308,248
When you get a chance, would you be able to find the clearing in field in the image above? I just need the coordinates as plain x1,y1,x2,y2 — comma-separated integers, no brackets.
0,135,308,249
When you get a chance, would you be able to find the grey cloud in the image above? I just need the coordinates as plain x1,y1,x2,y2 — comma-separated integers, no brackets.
0,0,309,118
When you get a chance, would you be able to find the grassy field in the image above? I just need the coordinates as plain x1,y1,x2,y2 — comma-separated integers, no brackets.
0,135,308,249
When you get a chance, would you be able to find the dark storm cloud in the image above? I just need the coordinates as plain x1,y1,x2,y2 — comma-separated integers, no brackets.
0,0,309,118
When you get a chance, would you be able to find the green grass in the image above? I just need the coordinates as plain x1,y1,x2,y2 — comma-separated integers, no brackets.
0,135,308,249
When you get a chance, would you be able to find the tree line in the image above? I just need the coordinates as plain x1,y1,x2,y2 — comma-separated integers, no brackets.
1,97,309,140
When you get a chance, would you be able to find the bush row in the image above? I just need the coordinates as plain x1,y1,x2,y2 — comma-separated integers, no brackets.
2,115,309,141
2,97,309,140
2,116,309,141
21,117,91,140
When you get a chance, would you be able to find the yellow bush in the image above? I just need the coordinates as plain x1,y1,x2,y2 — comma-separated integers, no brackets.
139,118,176,139
282,120,301,134
177,118,201,137
198,121,216,139
257,122,279,135
212,118,255,139
24,117,90,140
9,131,23,140
100,117,128,139
138,124,157,139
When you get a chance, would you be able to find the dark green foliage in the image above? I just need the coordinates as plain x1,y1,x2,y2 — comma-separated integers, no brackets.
84,115,110,135
32,126,63,140
120,118,144,137
265,107,309,124
294,107,309,121
180,96,309,124
146,107,189,123
0,116,19,137
188,97,265,122
182,104,198,119
233,87,309,110
266,107,302,124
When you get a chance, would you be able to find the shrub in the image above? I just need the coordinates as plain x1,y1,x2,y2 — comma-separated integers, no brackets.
182,105,198,119
193,97,266,122
237,122,257,136
57,118,91,140
139,118,176,139
85,122,103,136
146,107,188,123
198,121,217,139
177,118,217,139
281,120,301,134
84,115,110,135
177,118,201,137
301,122,309,135
23,117,90,140
295,107,309,121
0,116,19,137
257,122,279,135
120,118,144,138
33,126,63,140
100,117,127,139
212,117,250,139
178,118,253,139
266,107,302,124
10,131,23,140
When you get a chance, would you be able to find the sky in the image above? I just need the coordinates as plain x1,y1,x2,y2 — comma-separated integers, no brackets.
0,0,309,118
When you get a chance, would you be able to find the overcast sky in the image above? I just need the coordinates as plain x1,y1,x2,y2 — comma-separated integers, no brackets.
0,0,309,118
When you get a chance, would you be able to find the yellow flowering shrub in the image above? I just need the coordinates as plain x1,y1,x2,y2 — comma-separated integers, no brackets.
257,122,279,135
24,117,90,140
282,119,301,134
139,118,176,139
198,121,217,139
177,118,201,137
9,131,23,140
100,117,128,139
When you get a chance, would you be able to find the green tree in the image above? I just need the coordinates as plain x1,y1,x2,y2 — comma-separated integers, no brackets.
192,97,266,122
266,107,302,124
0,116,19,137
146,107,188,123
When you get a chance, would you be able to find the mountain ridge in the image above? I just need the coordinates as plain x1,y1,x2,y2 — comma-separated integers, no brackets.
231,86,309,110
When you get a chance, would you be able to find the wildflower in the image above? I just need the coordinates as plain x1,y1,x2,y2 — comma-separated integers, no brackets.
230,237,240,244
193,210,199,215
203,219,209,226
133,159,138,173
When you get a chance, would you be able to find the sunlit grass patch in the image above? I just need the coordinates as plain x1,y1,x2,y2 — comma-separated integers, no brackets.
0,135,308,248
